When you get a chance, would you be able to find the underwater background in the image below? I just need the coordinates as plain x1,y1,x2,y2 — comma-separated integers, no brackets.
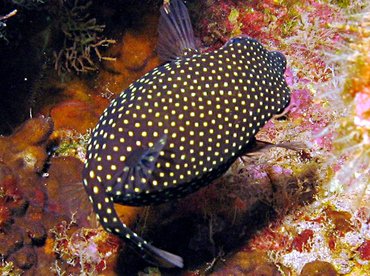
0,0,369,275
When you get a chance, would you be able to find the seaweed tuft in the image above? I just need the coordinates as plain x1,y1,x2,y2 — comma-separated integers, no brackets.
52,0,116,76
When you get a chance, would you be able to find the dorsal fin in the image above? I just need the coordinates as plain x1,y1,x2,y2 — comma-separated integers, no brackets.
109,135,167,195
157,0,197,61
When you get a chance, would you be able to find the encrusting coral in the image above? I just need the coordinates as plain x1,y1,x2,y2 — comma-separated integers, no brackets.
0,117,120,274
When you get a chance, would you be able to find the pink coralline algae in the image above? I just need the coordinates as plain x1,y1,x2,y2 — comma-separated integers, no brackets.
354,90,370,128
289,89,314,118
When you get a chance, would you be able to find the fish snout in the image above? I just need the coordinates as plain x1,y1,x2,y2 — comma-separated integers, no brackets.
270,51,287,73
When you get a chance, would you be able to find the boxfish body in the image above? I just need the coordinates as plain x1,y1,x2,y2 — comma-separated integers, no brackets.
85,38,289,205
82,0,290,268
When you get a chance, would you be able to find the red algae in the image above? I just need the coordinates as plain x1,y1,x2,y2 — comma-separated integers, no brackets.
324,208,355,236
50,220,121,275
358,240,370,260
197,0,296,48
292,229,314,253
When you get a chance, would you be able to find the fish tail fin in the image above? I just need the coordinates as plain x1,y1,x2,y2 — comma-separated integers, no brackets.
144,243,184,268
107,205,184,268
157,0,197,61
82,175,184,268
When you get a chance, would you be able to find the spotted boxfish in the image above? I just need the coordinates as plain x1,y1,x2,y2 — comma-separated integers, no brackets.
82,0,290,268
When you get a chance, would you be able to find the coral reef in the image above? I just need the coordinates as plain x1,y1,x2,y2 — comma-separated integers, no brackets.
0,117,120,274
49,214,120,275
0,0,369,275
42,14,161,135
183,0,369,275
96,14,161,95
327,11,370,205
246,198,370,274
0,117,56,274
0,7,162,273
0,0,118,134
211,250,281,275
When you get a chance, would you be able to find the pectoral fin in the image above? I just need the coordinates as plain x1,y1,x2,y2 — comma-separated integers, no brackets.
110,135,167,195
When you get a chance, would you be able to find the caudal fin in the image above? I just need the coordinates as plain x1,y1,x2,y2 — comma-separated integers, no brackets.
115,222,184,268
82,173,184,268
157,0,197,61
143,243,184,268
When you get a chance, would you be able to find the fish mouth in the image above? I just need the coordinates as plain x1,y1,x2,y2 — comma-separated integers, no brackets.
270,51,287,73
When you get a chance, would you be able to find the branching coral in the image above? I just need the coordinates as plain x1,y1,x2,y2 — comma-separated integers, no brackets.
53,0,116,76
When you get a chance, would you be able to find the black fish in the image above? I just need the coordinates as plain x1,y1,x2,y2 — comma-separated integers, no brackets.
82,0,290,268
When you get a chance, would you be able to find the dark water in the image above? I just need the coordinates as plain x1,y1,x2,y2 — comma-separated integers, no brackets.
0,4,45,135
0,0,162,135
